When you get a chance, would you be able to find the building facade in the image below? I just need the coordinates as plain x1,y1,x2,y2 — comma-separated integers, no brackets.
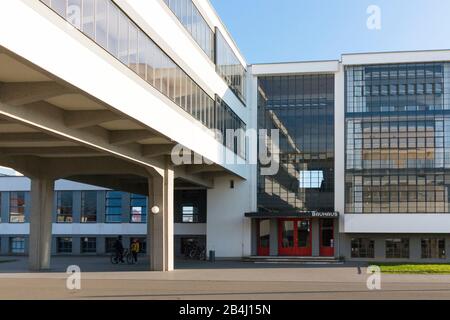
0,176,206,257
251,53,450,263
0,1,450,265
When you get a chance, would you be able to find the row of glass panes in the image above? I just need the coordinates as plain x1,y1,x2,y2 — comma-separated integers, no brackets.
349,121,449,132
215,96,246,159
216,29,247,104
40,0,246,155
353,83,443,97
0,191,147,224
4,236,147,254
163,0,214,61
258,76,335,98
351,238,446,259
351,65,446,81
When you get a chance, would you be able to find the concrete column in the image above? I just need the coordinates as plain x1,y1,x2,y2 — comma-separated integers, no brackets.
410,236,421,261
97,191,106,223
97,236,106,255
122,193,131,223
374,237,385,260
1,192,9,223
24,192,31,223
0,236,8,255
72,191,82,223
148,161,174,271
72,236,81,255
269,219,278,256
29,176,55,271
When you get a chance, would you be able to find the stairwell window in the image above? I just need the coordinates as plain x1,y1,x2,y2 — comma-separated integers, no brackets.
9,192,25,223
105,191,123,223
56,191,73,223
182,205,199,223
130,194,147,223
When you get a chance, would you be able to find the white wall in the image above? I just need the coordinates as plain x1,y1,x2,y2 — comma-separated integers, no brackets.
0,0,247,178
207,177,253,258
345,214,450,234
0,176,108,192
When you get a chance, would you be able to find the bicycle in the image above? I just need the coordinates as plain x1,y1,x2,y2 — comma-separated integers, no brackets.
110,249,136,265
185,242,206,261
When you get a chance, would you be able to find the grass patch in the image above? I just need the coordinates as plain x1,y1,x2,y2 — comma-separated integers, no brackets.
377,263,450,274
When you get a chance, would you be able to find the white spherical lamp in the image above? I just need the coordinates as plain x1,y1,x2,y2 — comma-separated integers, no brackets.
151,206,160,215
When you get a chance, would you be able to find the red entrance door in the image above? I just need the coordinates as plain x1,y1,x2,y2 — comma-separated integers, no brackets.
278,219,312,256
320,219,335,257
257,219,270,256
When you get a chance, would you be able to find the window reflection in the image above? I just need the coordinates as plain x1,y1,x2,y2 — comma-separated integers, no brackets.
40,0,246,157
346,63,450,213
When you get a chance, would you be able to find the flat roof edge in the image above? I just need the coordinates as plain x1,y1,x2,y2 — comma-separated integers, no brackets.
251,60,340,76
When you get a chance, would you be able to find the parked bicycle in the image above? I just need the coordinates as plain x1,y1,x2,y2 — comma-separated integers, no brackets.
184,240,206,261
110,249,136,265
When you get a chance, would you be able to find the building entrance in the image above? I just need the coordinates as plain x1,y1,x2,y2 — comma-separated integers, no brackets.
278,219,312,256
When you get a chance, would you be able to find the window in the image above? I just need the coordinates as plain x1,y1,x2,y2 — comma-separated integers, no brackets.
299,171,324,189
57,237,73,254
56,191,73,223
351,238,375,258
386,239,409,259
9,237,25,254
421,238,445,259
130,194,147,223
215,29,247,104
257,75,335,213
163,0,214,61
81,237,97,254
81,191,97,223
181,205,199,223
9,192,25,223
345,63,450,214
105,191,122,223
40,0,245,157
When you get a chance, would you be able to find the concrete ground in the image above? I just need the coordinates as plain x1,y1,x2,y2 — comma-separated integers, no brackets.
1,256,450,300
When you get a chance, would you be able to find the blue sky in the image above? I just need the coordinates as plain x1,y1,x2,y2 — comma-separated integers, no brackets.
210,0,450,64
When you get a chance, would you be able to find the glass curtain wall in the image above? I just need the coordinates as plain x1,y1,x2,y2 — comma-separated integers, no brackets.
163,0,214,61
257,75,335,213
40,0,245,156
216,29,247,104
345,63,450,213
216,96,246,159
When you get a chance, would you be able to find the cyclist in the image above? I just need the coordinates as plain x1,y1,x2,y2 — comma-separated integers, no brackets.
130,238,140,263
114,236,125,263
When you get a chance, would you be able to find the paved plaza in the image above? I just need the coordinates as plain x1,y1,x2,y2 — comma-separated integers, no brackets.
0,257,450,300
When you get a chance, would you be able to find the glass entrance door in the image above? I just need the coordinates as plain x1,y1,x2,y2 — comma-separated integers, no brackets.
320,219,335,257
278,219,312,256
257,219,270,256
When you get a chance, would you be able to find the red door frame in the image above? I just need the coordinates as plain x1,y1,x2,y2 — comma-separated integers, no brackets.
319,219,335,257
278,219,312,256
257,219,270,256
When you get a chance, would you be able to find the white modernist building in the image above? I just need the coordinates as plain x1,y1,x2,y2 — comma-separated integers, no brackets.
0,1,450,269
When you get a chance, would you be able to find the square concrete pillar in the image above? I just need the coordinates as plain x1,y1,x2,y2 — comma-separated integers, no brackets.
96,191,106,223
29,177,55,271
0,236,8,255
148,162,174,272
72,236,81,255
0,192,9,223
72,191,82,223
97,236,106,255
